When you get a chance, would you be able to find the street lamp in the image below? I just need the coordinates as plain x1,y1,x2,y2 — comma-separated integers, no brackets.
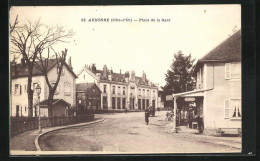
35,84,42,134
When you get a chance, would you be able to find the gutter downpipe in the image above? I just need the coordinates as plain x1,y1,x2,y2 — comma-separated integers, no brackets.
172,64,215,133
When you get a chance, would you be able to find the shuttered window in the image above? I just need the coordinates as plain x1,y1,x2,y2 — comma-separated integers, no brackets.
225,63,231,79
224,98,241,118
224,99,230,118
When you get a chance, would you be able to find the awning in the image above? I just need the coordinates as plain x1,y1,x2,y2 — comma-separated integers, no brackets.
173,89,205,98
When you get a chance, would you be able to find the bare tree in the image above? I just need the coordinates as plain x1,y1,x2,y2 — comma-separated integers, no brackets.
34,48,68,117
10,15,19,34
10,18,74,117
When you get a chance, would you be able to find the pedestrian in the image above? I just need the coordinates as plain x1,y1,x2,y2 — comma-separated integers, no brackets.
125,108,128,114
197,115,203,133
145,109,150,125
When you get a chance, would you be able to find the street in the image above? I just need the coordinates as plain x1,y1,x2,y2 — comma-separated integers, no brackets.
39,111,240,153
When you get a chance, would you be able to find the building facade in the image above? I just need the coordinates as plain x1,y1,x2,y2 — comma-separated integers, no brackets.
76,64,158,110
10,58,77,117
172,30,241,134
76,83,102,113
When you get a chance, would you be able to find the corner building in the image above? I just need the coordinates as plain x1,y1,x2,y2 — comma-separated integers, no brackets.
76,64,158,110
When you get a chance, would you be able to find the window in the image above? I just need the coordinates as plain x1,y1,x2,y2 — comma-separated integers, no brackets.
147,90,149,96
225,62,241,79
14,84,19,95
153,90,155,97
33,83,38,95
112,86,115,94
123,87,125,95
103,85,107,93
51,82,60,94
89,99,92,106
57,67,65,75
118,86,121,95
130,87,135,96
230,62,241,79
79,99,82,104
224,98,241,118
143,89,145,96
138,89,141,96
24,84,27,92
64,82,71,96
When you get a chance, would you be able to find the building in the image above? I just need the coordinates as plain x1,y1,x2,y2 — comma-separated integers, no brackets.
157,90,165,109
10,57,77,117
172,30,241,135
76,64,158,110
76,83,102,113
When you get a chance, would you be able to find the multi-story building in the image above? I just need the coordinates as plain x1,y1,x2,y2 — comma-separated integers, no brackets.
172,30,241,135
76,64,158,110
10,57,77,117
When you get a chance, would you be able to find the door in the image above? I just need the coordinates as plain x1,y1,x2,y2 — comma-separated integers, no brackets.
122,98,126,109
16,105,19,117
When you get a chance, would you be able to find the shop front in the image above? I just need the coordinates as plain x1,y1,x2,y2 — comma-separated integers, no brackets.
172,90,204,133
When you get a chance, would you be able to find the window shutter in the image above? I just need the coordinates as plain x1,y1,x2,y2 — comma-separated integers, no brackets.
20,85,22,95
224,99,230,118
225,63,231,79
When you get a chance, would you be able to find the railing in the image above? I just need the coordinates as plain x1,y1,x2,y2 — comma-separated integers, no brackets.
10,114,94,137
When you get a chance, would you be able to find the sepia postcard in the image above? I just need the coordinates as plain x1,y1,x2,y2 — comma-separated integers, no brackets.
9,5,242,155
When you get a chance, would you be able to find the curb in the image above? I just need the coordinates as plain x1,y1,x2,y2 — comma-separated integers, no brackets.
171,133,241,150
35,118,105,151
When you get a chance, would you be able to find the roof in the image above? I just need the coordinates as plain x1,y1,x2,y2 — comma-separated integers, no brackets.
193,30,241,75
39,99,71,107
11,59,77,78
76,83,102,93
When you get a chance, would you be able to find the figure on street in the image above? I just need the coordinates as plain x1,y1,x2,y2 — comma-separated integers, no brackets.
145,109,150,125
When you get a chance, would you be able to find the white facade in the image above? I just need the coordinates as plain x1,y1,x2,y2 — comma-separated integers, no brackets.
77,65,158,110
10,63,76,117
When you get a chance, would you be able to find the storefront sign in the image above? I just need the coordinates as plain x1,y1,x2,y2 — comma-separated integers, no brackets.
185,97,195,102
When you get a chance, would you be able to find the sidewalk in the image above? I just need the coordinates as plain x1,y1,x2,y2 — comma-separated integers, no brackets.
10,117,104,152
164,124,241,149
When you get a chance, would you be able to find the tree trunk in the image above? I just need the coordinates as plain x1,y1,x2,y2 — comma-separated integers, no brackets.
48,90,54,117
27,71,33,117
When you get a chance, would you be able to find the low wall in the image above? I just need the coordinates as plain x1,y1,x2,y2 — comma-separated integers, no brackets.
10,114,94,137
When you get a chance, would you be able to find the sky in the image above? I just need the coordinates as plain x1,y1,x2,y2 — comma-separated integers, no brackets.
10,5,241,88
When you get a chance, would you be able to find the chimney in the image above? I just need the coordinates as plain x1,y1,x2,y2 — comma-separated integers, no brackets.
110,67,113,74
125,71,129,78
108,75,112,81
11,61,17,77
91,63,96,74
68,56,73,70
142,71,146,82
96,73,101,81
120,69,121,74
103,65,108,78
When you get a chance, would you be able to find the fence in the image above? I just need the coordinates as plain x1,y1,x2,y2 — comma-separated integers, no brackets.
10,114,94,137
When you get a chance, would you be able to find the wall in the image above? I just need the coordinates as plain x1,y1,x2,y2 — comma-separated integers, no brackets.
11,64,77,117
52,102,68,116
76,69,96,84
11,75,45,117
47,64,76,108
203,62,241,133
